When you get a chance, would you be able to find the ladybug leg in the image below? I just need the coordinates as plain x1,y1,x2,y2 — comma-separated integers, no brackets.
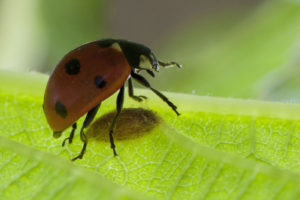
146,70,155,77
131,72,180,116
109,85,125,156
62,123,77,146
72,103,101,161
128,77,147,102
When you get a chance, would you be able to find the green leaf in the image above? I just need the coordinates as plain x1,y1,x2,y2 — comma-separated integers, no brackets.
0,135,148,200
2,69,300,199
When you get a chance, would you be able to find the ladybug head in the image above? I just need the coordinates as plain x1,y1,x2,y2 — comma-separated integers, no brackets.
139,51,160,72
117,39,182,73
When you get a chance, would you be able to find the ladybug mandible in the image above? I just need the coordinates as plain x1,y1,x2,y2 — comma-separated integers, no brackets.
43,39,181,161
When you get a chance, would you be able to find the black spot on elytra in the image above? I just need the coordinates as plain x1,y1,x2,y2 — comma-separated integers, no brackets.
55,101,67,118
65,59,80,75
94,76,106,88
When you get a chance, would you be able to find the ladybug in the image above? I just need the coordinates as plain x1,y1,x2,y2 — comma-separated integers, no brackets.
43,39,181,161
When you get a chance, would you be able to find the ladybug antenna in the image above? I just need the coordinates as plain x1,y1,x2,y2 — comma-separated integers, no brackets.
158,60,182,69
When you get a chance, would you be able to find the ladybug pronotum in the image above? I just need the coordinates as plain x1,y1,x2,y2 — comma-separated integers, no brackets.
43,39,181,161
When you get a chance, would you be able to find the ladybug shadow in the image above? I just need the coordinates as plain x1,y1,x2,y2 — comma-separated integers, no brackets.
86,108,160,142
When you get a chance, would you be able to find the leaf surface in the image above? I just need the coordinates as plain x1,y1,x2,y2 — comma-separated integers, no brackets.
1,70,300,199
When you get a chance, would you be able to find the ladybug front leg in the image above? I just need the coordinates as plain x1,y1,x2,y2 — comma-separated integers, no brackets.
72,103,101,161
109,85,125,156
128,77,147,102
131,72,180,116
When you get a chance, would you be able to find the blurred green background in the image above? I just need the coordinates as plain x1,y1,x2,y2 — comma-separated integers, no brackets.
1,0,300,102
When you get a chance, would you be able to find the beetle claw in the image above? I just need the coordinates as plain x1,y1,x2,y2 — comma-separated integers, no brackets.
62,137,72,146
71,154,83,161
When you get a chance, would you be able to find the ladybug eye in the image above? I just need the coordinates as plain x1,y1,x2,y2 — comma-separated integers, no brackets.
150,52,159,72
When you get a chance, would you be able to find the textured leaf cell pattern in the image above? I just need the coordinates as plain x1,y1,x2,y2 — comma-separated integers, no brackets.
2,87,300,199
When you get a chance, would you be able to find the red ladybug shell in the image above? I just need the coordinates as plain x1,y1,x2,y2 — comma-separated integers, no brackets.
44,42,131,132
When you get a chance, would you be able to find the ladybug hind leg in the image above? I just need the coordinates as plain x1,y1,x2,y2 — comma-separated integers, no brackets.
131,72,180,116
108,85,125,156
72,103,101,161
128,77,147,102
